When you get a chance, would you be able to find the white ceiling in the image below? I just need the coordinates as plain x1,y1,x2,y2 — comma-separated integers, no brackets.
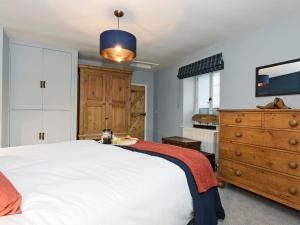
1,0,300,67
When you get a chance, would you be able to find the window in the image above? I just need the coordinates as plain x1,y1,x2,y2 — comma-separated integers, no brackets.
195,71,220,115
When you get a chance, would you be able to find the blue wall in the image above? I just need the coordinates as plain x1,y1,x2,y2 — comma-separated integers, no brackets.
154,11,300,141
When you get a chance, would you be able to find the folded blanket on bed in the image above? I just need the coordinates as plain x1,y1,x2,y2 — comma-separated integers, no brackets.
130,140,218,192
119,141,225,225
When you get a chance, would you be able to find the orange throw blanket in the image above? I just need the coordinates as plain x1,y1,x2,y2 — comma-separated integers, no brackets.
131,141,218,193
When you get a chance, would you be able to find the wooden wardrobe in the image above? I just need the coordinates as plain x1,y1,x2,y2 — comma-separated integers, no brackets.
78,65,132,140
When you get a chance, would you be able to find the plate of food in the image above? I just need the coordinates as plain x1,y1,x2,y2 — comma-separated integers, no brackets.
111,135,139,145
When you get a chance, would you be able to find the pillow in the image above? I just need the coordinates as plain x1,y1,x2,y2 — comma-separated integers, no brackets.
0,172,22,216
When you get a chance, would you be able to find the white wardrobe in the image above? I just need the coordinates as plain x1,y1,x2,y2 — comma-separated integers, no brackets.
9,43,78,146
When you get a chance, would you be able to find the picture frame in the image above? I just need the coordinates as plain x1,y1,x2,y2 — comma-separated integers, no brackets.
256,58,300,97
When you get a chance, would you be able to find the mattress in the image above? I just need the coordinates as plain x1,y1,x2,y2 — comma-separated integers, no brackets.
0,140,193,225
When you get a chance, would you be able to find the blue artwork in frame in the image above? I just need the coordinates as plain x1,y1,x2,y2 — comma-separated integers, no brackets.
256,58,300,97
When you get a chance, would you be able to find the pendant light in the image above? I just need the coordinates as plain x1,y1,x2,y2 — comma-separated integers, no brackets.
99,10,137,63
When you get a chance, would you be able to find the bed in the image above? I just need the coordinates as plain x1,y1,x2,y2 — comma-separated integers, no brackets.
0,140,224,225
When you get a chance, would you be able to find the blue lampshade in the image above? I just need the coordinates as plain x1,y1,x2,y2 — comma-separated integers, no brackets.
258,74,269,87
100,29,136,63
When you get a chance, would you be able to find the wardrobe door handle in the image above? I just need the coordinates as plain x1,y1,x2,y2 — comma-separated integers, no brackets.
41,132,45,141
288,162,298,169
39,132,42,140
40,81,46,88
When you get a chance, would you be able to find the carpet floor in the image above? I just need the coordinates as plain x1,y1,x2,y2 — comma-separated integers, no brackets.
217,185,300,225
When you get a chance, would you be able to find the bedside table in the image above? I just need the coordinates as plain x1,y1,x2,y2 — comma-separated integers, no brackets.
162,136,215,171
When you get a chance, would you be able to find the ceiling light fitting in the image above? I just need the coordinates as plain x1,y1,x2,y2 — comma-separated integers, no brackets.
99,10,137,63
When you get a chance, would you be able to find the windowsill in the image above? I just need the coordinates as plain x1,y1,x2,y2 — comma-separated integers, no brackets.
181,126,219,132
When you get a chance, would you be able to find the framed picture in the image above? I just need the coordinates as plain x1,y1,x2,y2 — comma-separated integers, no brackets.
256,58,300,97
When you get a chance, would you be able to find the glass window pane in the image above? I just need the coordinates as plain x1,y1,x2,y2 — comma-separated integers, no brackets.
212,72,220,109
197,74,210,114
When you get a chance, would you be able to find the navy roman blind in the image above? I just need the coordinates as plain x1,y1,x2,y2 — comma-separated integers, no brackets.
177,53,224,79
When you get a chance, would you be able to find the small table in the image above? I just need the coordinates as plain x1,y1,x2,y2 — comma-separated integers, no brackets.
162,136,215,171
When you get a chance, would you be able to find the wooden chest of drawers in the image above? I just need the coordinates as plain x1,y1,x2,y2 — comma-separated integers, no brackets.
218,109,300,211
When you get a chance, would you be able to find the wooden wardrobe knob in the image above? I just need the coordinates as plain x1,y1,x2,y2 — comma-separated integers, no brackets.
235,170,242,177
289,139,298,145
235,118,242,123
288,162,298,169
289,119,298,127
235,149,242,156
235,132,242,138
288,187,298,196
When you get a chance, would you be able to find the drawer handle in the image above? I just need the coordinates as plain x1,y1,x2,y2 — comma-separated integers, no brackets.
289,119,298,127
235,132,242,138
288,187,298,196
235,170,242,177
288,162,298,169
235,149,242,156
235,118,242,123
289,139,298,145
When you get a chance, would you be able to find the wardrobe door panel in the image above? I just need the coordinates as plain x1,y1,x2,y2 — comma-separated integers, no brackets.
10,110,42,146
43,50,72,110
10,45,43,109
107,74,131,135
79,70,107,139
43,111,71,143
109,106,128,134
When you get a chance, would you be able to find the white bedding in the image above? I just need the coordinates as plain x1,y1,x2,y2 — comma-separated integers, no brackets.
0,140,193,225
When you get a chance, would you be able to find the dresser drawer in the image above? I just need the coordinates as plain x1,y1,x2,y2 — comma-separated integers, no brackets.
219,159,300,207
220,112,262,127
264,112,300,130
219,142,300,177
220,126,300,153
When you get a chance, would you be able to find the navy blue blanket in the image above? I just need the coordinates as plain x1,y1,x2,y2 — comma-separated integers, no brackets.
119,145,225,225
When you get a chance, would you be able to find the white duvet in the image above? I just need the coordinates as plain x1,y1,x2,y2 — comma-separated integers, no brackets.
0,140,193,225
